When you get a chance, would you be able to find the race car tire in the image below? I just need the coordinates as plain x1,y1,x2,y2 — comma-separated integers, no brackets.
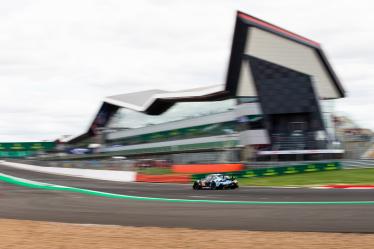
231,184,239,189
210,182,216,190
193,182,201,190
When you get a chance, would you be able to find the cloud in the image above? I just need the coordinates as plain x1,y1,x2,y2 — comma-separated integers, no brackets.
0,0,373,141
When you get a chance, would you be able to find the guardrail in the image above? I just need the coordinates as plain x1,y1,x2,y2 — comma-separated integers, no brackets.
172,163,244,174
6,159,136,171
341,159,374,169
1,161,137,182
1,160,347,184
192,162,341,180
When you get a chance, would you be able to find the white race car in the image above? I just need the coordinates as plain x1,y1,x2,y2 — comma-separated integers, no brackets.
193,174,239,190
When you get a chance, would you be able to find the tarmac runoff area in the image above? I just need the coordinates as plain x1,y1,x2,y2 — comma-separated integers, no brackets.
1,164,374,233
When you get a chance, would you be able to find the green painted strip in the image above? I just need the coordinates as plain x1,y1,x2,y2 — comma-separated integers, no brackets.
1,173,374,205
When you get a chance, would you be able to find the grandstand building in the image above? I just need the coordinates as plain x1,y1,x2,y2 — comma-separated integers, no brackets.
68,11,345,162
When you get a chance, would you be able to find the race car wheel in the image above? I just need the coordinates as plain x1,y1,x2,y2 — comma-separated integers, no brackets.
231,184,239,189
193,182,200,190
210,182,216,190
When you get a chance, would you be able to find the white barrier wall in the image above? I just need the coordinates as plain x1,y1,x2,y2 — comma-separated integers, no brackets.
1,161,137,182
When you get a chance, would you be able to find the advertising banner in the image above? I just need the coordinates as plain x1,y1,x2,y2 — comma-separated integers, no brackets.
0,142,56,158
192,162,341,180
0,142,55,151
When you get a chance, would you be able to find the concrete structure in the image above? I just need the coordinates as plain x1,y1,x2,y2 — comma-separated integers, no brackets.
68,11,345,162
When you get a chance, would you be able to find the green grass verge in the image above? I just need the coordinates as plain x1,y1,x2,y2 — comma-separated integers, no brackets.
239,168,374,186
137,167,173,175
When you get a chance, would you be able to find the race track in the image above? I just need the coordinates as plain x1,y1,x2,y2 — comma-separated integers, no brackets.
1,164,374,232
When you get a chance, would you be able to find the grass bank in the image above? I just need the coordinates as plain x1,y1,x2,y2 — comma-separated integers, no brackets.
137,167,172,175
239,168,374,186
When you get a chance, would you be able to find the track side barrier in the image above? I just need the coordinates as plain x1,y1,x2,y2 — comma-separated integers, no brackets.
136,174,191,183
172,163,244,174
192,162,341,180
0,161,137,182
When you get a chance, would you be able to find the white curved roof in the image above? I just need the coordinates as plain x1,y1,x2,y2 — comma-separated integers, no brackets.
103,84,225,112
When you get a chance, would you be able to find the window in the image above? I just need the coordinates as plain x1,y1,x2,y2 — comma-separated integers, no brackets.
107,99,236,129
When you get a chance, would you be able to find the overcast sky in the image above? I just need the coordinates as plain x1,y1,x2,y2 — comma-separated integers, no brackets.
0,0,373,142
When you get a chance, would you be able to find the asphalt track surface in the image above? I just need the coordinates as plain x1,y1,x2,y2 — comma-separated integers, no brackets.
1,164,374,232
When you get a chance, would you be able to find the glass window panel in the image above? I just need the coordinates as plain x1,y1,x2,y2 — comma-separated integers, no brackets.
107,99,236,129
